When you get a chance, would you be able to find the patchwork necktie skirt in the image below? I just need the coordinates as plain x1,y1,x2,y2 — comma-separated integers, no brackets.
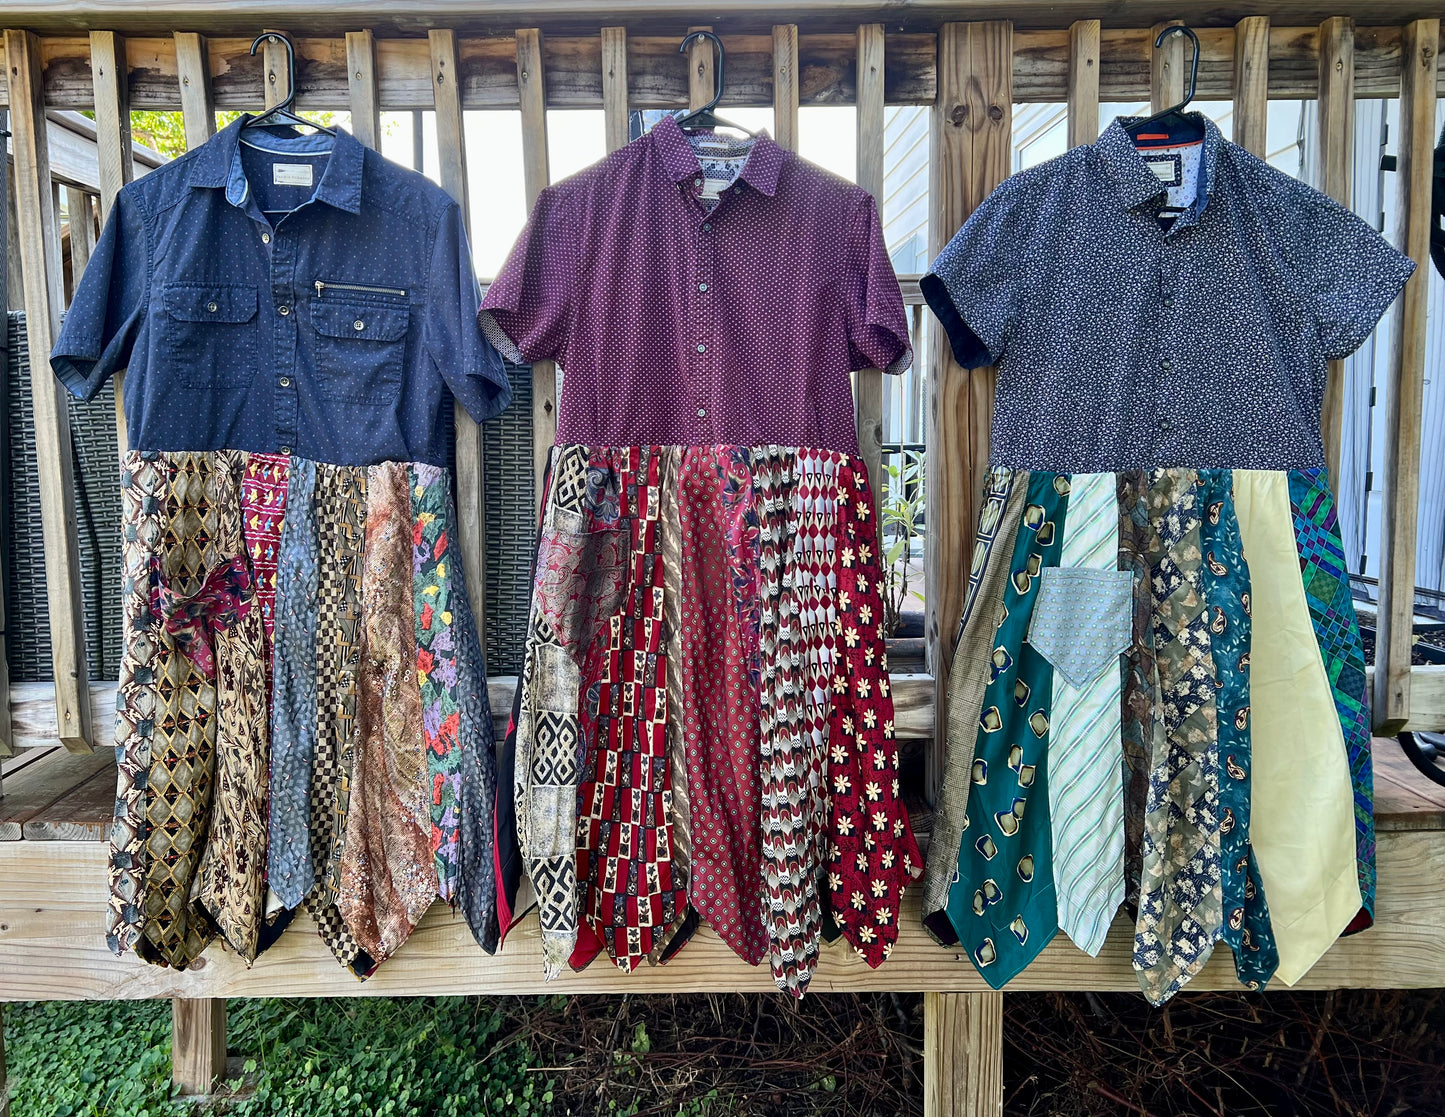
922,466,1372,1004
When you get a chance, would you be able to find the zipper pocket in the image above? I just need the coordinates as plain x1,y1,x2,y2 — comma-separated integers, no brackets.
314,279,408,298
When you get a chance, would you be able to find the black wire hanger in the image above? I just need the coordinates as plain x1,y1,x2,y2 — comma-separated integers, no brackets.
242,32,334,136
1125,25,1203,144
674,31,756,136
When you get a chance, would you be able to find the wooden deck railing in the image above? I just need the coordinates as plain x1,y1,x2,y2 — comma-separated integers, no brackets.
0,6,1441,1111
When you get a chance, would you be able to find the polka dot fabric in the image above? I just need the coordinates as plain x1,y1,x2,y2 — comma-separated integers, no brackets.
922,114,1415,474
480,114,913,454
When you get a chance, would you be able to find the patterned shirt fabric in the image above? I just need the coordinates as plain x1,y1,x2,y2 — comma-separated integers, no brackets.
51,117,510,466
480,114,911,452
923,115,1415,473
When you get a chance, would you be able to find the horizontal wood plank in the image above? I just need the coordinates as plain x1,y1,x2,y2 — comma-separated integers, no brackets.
4,3,1445,38
0,746,112,840
4,26,1443,111
1,826,1441,999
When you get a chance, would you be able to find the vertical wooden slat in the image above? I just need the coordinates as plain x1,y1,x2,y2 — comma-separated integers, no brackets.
428,28,487,645
1231,16,1270,156
772,25,799,152
855,23,885,524
64,186,94,301
4,29,93,752
601,26,629,153
89,30,133,457
174,32,216,150
262,30,291,111
687,24,714,112
171,997,226,1096
927,21,1011,801
346,30,381,150
1066,20,1100,148
1374,18,1439,734
517,28,555,511
923,991,1005,1117
1150,20,1186,112
1317,16,1356,486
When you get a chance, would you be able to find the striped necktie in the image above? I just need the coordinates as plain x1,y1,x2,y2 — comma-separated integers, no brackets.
1045,472,1126,956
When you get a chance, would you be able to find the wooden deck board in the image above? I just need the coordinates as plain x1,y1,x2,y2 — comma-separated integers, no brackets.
0,748,112,840
0,828,1441,1000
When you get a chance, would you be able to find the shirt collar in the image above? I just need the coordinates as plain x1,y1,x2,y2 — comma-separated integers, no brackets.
187,114,365,215
650,112,789,197
1096,112,1222,217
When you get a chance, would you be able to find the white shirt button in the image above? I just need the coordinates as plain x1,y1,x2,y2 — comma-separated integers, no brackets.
207,301,218,313
696,343,706,353
353,319,365,331
261,232,271,244
697,407,706,418
280,445,292,455
699,283,708,292
278,305,291,316
279,376,291,388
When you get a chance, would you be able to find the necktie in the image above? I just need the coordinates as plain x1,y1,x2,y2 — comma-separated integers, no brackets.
1287,469,1375,929
1043,471,1126,957
947,471,1069,988
266,458,320,911
1199,469,1278,989
1132,470,1223,1005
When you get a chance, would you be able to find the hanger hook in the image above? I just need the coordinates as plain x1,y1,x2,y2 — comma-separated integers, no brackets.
249,32,298,116
1154,25,1200,113
678,30,726,117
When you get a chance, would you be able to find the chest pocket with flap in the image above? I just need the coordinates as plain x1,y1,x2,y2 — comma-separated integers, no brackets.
310,298,411,405
163,283,259,389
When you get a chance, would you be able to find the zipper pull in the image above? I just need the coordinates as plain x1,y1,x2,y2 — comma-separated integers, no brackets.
315,280,325,297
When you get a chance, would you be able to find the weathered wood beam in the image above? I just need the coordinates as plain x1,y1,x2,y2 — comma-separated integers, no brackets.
4,29,93,753
926,21,1011,802
345,29,381,149
5,825,1445,999
1317,15,1355,486
1065,20,1099,148
855,23,885,528
772,24,799,151
171,997,226,1096
7,29,1445,113
173,32,217,149
1374,18,1439,734
88,30,131,456
517,28,556,514
1232,16,1271,155
601,26,629,152
429,28,489,649
923,990,1004,1117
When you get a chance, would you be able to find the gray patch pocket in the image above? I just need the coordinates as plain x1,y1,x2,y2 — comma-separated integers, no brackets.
1026,566,1133,689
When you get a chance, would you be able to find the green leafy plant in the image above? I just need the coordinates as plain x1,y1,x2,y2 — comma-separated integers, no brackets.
880,448,926,637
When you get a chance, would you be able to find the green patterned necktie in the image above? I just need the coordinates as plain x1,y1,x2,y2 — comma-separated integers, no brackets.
947,471,1070,987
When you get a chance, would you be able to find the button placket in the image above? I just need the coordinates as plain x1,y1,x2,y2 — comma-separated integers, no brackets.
693,215,717,443
270,230,301,456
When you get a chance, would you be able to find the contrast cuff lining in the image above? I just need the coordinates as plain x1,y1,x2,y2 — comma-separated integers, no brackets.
920,272,996,370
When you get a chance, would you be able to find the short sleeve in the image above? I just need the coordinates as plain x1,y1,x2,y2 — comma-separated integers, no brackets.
426,200,512,423
920,180,1028,370
1292,187,1416,362
845,193,912,374
50,186,150,401
478,183,576,365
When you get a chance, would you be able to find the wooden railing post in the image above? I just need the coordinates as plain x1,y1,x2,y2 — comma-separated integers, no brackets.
1232,17,1271,158
772,25,799,153
1373,18,1439,734
89,30,132,457
855,23,885,526
1317,16,1355,486
601,26,629,153
517,28,554,512
1150,19,1186,110
923,991,1004,1117
926,21,1011,802
429,28,488,645
174,32,216,150
171,997,226,1096
346,30,381,151
1066,20,1100,148
5,28,94,753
